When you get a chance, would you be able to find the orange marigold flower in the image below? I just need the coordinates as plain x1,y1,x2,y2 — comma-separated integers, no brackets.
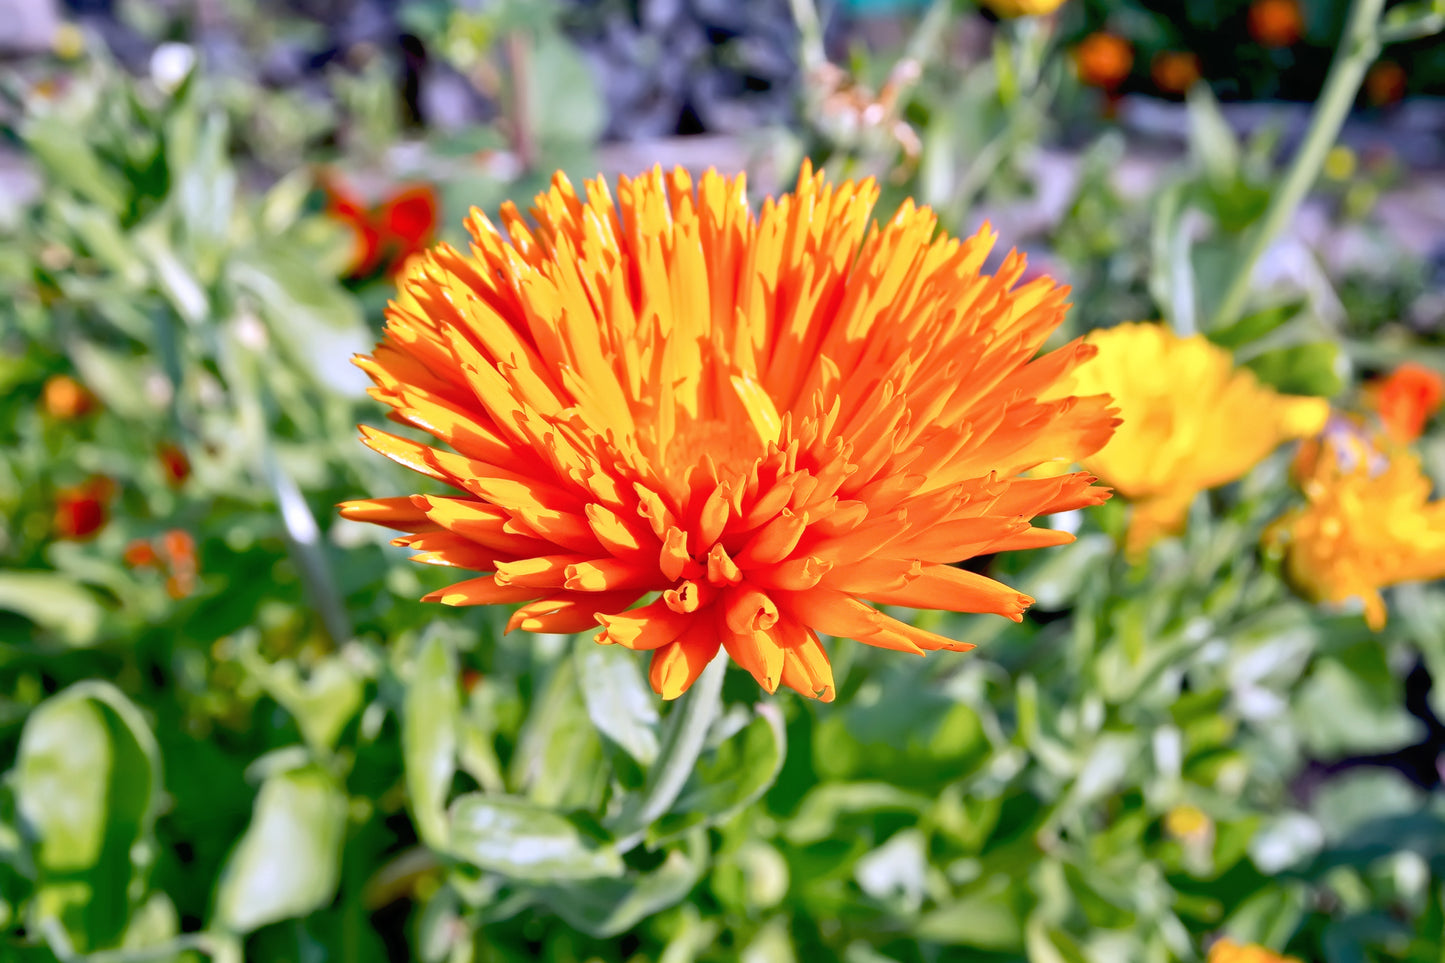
54,477,114,541
340,165,1118,700
1151,51,1202,97
42,374,96,420
1248,0,1303,48
1207,938,1301,963
1270,437,1445,630
1075,33,1133,91
1054,323,1329,555
123,538,160,568
1365,362,1443,444
979,0,1069,17
1364,60,1407,107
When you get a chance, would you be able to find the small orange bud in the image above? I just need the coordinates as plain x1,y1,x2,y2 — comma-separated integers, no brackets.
1075,33,1133,91
1151,51,1202,97
42,375,96,420
124,539,161,568
1248,0,1303,48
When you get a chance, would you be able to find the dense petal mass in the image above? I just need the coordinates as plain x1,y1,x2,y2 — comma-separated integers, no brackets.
341,164,1118,699
1270,432,1445,630
1057,322,1329,555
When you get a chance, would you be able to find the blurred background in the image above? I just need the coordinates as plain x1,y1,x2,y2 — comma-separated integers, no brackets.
3,1,1445,961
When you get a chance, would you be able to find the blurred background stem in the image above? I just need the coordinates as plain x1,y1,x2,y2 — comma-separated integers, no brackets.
1208,0,1385,331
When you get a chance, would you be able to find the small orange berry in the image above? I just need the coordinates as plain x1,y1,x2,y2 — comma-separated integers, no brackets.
42,375,96,420
1248,0,1303,48
1075,33,1133,91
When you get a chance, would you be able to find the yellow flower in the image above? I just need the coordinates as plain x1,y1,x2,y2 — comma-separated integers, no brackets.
980,0,1070,17
1207,938,1301,963
1163,803,1212,842
1058,323,1329,554
341,165,1118,701
1270,438,1445,630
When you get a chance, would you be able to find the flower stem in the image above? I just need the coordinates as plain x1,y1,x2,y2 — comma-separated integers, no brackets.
611,655,726,851
1207,0,1385,331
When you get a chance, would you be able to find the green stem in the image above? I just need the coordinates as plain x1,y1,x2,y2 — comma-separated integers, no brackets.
1207,0,1385,331
612,655,727,850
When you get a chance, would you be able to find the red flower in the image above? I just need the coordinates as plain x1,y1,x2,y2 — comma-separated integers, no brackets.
1075,33,1133,92
54,478,114,540
1248,0,1303,48
322,173,440,279
1368,362,1445,444
158,443,191,487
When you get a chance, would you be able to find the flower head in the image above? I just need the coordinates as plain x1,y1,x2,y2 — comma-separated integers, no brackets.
979,0,1069,18
1248,0,1303,48
54,477,113,541
1270,436,1445,630
1365,362,1443,444
1055,323,1329,554
1365,60,1407,107
1151,51,1202,97
1074,33,1133,92
1207,938,1300,963
341,165,1116,700
322,173,440,280
42,374,96,420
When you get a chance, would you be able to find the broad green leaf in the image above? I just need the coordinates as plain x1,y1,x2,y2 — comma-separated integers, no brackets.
914,889,1024,949
214,765,347,933
23,115,130,214
0,572,105,647
576,639,660,766
785,783,932,846
649,706,785,844
1243,341,1345,398
1293,655,1421,756
525,34,606,149
1208,300,1305,350
447,795,623,882
511,656,607,809
538,830,708,937
1311,770,1423,846
68,341,163,420
405,632,460,849
14,683,162,951
236,640,364,754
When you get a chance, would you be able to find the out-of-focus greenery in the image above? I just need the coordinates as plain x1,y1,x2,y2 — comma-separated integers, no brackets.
2,2,1445,962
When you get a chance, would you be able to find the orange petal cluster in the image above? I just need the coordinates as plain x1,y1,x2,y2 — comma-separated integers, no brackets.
341,164,1117,700
1207,939,1300,963
1365,361,1443,445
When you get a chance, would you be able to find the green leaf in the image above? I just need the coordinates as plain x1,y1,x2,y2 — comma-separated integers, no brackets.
1208,300,1305,350
1186,85,1240,184
538,831,708,937
511,655,608,809
914,888,1024,949
785,783,932,847
23,115,130,214
524,34,606,149
13,682,162,951
0,572,105,647
649,705,786,844
1243,341,1345,397
576,639,660,766
405,632,460,849
236,639,365,755
446,795,623,882
214,765,348,933
1293,654,1422,756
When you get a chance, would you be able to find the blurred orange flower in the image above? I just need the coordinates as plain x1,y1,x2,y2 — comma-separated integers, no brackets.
1364,60,1407,107
322,173,440,280
1075,33,1134,91
124,529,199,598
1248,0,1303,48
1208,939,1300,963
1366,362,1443,444
42,374,96,420
1271,435,1445,630
1151,51,1202,97
54,478,114,541
342,165,1117,700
